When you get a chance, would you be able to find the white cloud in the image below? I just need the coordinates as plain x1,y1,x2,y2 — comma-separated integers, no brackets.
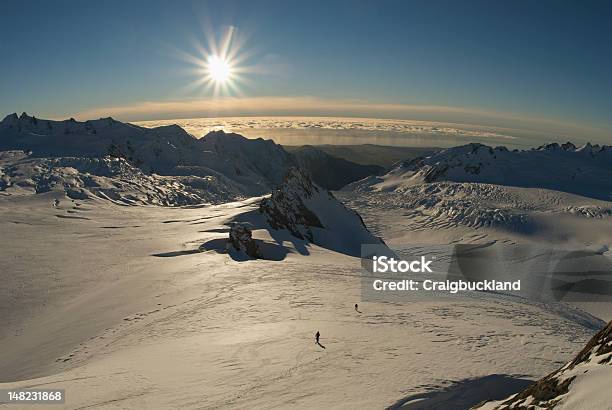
72,96,611,142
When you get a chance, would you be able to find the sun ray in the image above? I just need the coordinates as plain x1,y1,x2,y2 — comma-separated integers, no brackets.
174,26,255,97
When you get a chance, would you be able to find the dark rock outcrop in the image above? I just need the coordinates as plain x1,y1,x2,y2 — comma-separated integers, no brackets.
227,223,262,259
259,167,385,256
474,320,612,409
259,168,324,241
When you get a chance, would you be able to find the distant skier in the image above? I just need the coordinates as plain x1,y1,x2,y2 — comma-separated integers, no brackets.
315,331,325,349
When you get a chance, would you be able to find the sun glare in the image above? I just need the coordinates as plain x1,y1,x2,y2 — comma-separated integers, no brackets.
175,26,252,97
207,55,231,83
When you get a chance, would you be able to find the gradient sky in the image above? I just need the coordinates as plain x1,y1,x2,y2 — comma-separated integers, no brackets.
1,0,611,140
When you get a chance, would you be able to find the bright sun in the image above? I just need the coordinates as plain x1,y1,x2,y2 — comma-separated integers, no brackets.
207,55,231,83
177,26,249,95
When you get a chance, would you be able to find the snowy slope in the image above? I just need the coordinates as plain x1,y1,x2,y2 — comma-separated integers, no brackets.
349,142,612,200
475,320,612,409
0,193,599,409
0,150,242,205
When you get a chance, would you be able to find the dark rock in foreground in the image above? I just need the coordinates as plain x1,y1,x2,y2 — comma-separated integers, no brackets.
474,320,612,409
227,223,262,259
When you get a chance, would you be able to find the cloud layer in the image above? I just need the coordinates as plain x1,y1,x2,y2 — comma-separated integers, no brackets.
74,96,611,143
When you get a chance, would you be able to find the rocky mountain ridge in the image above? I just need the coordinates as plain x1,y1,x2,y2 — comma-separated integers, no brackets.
259,167,385,256
350,142,612,200
475,320,612,409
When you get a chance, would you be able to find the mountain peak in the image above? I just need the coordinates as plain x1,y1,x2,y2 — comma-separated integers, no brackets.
260,167,384,255
353,142,612,200
260,167,323,241
280,167,320,199
201,129,252,144
203,129,227,137
1,113,19,123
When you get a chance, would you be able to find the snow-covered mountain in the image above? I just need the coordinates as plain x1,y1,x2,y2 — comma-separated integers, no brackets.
0,113,197,171
476,320,612,409
196,130,294,188
350,142,612,200
0,113,296,198
0,113,382,204
259,167,384,256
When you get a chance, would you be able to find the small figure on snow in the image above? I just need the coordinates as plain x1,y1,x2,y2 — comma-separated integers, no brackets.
315,331,326,349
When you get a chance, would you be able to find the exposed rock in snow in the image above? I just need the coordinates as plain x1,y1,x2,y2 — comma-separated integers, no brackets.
259,168,384,256
350,142,612,201
260,168,324,241
475,320,612,409
227,223,262,259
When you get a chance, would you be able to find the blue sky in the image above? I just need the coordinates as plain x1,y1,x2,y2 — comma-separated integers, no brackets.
1,0,611,140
